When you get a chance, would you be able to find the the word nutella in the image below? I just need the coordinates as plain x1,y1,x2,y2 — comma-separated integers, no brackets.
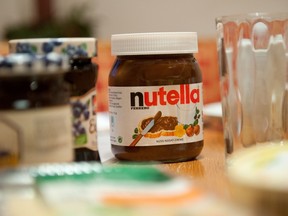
109,32,204,162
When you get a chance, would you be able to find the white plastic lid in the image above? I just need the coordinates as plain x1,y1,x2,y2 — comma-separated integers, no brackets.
111,32,198,56
9,38,97,57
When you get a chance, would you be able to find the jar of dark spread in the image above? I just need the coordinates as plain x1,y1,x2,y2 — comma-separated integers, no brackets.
0,53,73,167
9,38,100,162
109,32,203,162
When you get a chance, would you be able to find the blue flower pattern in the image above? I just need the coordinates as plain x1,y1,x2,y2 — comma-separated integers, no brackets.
15,43,36,54
15,40,88,57
62,44,88,57
42,40,63,53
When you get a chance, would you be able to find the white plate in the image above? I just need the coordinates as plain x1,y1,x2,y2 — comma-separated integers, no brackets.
203,102,222,118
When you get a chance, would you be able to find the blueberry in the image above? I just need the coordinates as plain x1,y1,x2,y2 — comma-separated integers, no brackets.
42,42,54,53
73,120,81,129
72,101,80,107
73,106,82,118
16,43,33,54
78,126,86,135
75,101,84,109
83,110,90,120
66,45,77,56
75,48,87,57
81,103,88,112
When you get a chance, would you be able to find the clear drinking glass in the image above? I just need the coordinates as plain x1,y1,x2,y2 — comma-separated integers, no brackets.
216,12,288,159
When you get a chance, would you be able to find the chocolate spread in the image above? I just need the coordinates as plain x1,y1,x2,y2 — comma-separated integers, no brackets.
142,117,178,133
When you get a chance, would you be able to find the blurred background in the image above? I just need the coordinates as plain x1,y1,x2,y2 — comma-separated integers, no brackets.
0,0,287,111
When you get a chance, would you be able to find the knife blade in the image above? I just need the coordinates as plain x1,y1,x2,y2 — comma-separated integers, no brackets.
141,119,155,135
130,111,162,147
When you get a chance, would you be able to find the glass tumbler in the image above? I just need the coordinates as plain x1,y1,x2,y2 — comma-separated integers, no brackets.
216,12,288,159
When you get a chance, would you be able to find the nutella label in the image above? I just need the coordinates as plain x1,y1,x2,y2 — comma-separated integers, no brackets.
109,83,203,147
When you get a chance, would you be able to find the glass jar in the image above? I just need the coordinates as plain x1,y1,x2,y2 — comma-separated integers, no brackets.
109,32,204,162
0,53,73,168
9,38,100,162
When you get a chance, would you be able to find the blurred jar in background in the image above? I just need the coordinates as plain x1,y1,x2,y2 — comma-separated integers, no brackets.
0,53,73,168
9,38,100,162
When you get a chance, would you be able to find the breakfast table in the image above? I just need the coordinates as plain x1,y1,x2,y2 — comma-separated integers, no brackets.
1,104,264,216
162,116,228,198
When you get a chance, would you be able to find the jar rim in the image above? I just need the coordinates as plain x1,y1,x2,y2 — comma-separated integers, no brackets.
111,32,198,56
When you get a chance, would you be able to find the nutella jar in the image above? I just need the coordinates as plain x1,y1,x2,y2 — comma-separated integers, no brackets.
0,53,73,167
9,38,100,162
109,32,203,162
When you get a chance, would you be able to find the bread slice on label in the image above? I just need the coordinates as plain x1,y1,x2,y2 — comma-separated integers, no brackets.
138,116,178,138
